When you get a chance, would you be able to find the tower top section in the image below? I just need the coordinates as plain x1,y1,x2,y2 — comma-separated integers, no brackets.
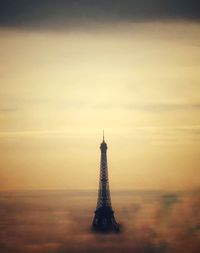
100,130,107,150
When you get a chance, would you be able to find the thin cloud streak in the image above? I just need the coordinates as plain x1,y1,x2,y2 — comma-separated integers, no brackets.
1,101,200,113
130,103,200,112
90,102,200,112
0,125,200,137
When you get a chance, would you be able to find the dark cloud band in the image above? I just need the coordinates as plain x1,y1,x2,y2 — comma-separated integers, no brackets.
0,0,200,29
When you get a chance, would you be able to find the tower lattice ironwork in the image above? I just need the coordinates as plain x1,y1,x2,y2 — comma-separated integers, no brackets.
92,133,119,232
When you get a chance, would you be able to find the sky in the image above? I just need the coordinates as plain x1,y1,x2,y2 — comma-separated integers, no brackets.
0,1,200,191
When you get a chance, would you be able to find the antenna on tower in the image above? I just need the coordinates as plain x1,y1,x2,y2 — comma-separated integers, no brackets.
103,130,105,142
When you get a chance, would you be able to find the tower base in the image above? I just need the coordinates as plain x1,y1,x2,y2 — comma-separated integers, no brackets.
92,206,120,233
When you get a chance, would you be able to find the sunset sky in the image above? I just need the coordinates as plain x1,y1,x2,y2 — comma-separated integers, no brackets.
0,1,200,191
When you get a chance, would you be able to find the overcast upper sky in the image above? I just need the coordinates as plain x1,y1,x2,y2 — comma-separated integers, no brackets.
0,0,200,29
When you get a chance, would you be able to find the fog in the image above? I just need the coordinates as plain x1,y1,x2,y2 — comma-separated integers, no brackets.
0,190,200,253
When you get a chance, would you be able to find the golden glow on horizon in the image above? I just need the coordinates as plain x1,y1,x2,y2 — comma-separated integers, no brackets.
0,21,200,191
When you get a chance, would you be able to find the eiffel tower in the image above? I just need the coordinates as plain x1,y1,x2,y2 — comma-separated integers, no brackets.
92,132,119,232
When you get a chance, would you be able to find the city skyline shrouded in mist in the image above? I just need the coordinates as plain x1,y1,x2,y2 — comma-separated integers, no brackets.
0,1,200,191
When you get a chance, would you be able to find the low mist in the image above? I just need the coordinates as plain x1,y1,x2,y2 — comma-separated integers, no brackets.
0,190,200,253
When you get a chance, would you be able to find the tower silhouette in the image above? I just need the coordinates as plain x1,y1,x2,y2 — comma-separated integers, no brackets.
92,132,119,232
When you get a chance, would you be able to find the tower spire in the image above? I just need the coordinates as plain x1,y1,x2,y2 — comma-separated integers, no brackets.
103,130,105,142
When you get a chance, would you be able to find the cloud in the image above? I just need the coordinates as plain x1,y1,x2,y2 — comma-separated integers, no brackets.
0,0,199,30
0,107,16,113
0,103,18,114
85,101,200,113
132,103,200,112
0,190,200,253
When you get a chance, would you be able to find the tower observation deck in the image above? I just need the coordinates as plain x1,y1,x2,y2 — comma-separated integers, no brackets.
92,133,119,232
